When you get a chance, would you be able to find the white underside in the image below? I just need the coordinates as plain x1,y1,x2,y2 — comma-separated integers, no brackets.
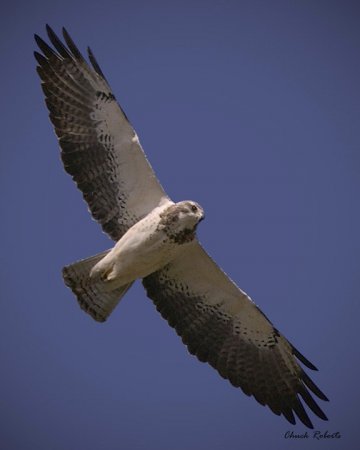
90,201,185,288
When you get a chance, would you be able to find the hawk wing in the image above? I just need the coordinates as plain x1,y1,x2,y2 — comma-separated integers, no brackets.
34,25,169,241
143,242,328,428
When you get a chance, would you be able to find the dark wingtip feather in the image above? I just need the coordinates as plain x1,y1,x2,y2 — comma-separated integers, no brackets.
292,397,314,429
302,418,314,429
34,50,46,66
299,387,328,421
282,408,296,425
62,27,85,61
46,24,71,59
87,46,107,81
301,370,329,401
291,345,318,371
45,23,53,35
35,34,57,59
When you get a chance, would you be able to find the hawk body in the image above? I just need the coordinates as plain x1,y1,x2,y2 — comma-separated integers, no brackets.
90,201,205,287
35,26,329,429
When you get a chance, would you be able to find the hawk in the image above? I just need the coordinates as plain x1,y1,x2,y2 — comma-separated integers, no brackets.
34,25,328,428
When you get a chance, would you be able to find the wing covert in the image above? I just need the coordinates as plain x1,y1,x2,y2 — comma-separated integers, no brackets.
143,242,328,428
35,25,169,241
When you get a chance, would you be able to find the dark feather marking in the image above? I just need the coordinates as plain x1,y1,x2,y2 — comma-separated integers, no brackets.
44,98,90,123
50,114,95,130
157,204,197,244
43,54,95,95
42,84,93,112
36,59,93,101
37,66,93,107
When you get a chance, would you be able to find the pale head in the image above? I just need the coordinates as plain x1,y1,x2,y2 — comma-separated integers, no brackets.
158,200,205,244
174,200,205,227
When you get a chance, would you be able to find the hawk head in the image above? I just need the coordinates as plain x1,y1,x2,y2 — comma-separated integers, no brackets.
158,201,205,244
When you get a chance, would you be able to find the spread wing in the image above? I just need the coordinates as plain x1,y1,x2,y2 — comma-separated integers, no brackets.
143,242,328,428
34,25,169,241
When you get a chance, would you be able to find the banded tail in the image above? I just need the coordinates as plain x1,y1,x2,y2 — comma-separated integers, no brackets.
62,250,133,322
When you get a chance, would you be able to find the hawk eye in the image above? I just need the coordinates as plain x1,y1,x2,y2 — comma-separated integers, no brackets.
191,204,198,212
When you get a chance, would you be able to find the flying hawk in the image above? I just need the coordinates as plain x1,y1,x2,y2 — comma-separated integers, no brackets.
34,25,328,428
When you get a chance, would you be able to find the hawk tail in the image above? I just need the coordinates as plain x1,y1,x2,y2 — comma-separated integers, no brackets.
62,250,133,322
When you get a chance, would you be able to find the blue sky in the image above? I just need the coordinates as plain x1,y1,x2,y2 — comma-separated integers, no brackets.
1,1,359,449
